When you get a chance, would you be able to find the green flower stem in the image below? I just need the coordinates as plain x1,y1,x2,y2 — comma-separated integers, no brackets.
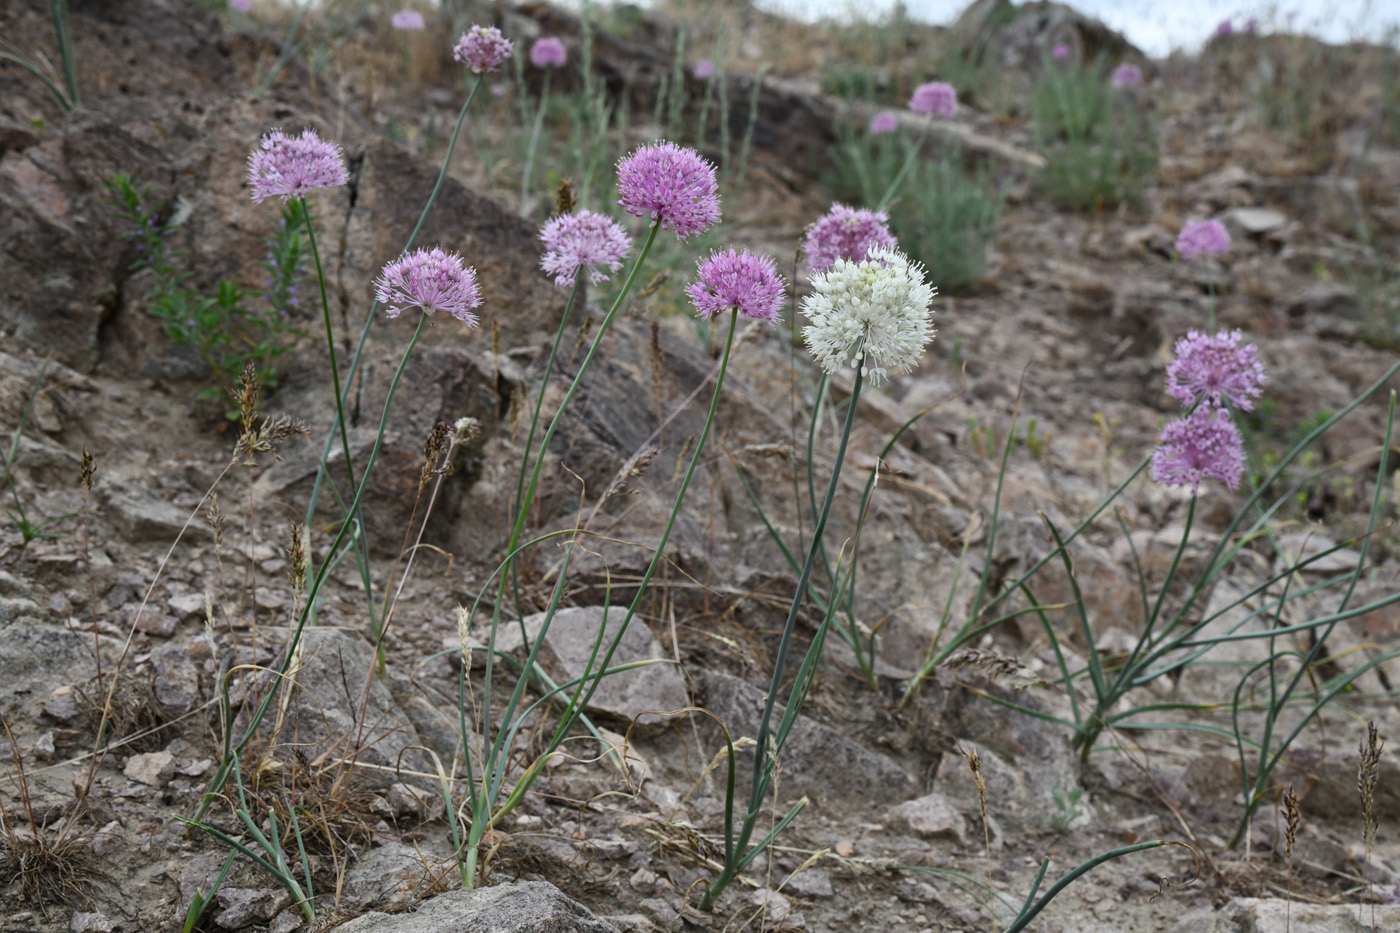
520,68,552,213
298,198,379,655
481,222,661,748
464,303,738,889
876,115,934,212
701,363,865,912
197,316,428,822
302,74,483,557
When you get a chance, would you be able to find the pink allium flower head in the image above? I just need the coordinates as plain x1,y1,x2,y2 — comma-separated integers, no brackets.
1176,218,1231,257
490,82,508,97
1245,18,1259,33
909,81,958,118
230,0,252,11
1111,63,1143,87
453,25,513,74
1166,329,1266,411
803,203,897,274
375,247,482,326
392,9,425,30
686,248,787,325
869,111,899,135
247,128,348,203
1216,19,1234,36
530,37,567,69
1152,406,1245,496
616,141,721,241
539,209,630,289
693,59,714,79
1052,42,1071,59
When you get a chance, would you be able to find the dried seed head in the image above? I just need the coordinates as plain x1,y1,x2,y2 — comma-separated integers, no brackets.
454,417,482,446
1282,784,1300,863
600,444,659,506
286,522,306,599
1359,721,1384,847
207,495,225,550
237,413,308,465
79,449,95,498
237,362,260,428
454,605,472,667
421,421,451,488
554,177,576,218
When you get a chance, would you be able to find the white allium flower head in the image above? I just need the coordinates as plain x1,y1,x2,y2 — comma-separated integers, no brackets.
800,247,935,385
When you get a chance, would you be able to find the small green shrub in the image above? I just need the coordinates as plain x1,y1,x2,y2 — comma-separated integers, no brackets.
1031,57,1157,210
888,157,1001,293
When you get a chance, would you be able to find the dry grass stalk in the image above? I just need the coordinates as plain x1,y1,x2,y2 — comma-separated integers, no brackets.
1282,784,1300,933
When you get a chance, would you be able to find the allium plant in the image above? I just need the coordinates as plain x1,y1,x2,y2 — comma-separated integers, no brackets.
539,209,631,288
453,25,513,74
909,80,958,118
693,59,714,79
1052,42,1071,59
869,110,899,135
1165,329,1266,410
1151,406,1246,496
374,247,483,326
1176,218,1231,257
686,248,787,325
616,141,721,240
247,128,348,203
1111,63,1143,87
803,203,897,274
801,247,936,385
529,37,566,69
391,9,425,30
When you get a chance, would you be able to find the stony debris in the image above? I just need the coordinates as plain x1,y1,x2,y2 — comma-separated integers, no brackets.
334,881,620,933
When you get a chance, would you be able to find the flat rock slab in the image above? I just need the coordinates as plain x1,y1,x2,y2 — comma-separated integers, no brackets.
491,606,687,737
1172,898,1400,932
335,881,618,933
0,621,112,712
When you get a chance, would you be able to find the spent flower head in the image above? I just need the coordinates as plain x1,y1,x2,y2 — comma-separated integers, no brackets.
909,81,958,117
804,203,898,274
530,37,567,68
375,247,482,326
1111,63,1143,87
869,110,899,134
1176,218,1231,257
1151,405,1245,496
392,9,425,30
616,141,720,241
686,248,787,325
1166,328,1266,411
801,247,936,385
247,128,348,203
453,25,513,73
539,209,631,289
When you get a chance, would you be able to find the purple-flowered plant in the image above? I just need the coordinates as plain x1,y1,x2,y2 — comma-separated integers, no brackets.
693,59,714,79
909,81,958,118
230,0,252,11
1166,329,1266,411
247,128,348,203
453,25,513,74
1111,63,1143,87
392,9,425,30
1176,218,1231,258
530,37,567,69
686,248,786,325
869,111,899,135
1151,405,1246,495
1216,19,1234,36
375,247,482,326
803,203,897,274
1052,43,1071,59
616,141,721,241
539,210,630,289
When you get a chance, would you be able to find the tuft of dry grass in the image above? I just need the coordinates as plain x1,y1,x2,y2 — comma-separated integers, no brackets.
0,829,101,907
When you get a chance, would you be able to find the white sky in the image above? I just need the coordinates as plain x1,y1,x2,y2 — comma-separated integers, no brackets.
755,0,1400,58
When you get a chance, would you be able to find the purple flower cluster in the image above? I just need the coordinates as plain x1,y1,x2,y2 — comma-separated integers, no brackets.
247,128,348,203
539,209,630,289
1153,329,1265,496
1111,64,1143,88
392,9,425,30
453,25,513,74
1166,329,1266,411
375,247,482,326
686,248,786,325
1176,218,1231,258
616,142,720,241
1052,43,1071,60
693,59,714,79
530,37,567,69
1151,407,1246,496
803,203,897,274
909,81,957,118
869,111,899,135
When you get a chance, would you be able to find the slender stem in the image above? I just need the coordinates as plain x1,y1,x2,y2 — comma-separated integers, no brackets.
702,363,865,910
520,68,552,214
876,115,933,212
